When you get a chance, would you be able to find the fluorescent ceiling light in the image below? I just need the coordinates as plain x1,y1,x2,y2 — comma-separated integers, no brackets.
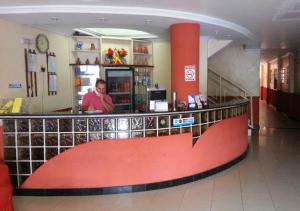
83,28,157,38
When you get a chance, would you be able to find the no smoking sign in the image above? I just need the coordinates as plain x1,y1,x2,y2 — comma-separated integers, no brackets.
184,65,196,81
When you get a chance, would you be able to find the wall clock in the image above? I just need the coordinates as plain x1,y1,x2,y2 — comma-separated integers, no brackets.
35,34,49,54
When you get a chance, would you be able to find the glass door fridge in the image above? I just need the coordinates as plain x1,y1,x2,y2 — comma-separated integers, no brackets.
105,68,134,113
73,65,100,112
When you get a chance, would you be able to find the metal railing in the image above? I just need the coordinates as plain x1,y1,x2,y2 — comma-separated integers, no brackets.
1,101,248,188
208,67,254,128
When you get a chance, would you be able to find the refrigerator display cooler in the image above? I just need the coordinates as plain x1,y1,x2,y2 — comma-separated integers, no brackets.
73,65,100,112
105,68,134,113
134,67,153,112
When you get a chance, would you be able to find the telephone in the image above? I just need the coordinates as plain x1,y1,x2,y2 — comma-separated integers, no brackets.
94,89,100,96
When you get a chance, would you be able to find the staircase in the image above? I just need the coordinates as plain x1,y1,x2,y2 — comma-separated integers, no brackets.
207,67,254,130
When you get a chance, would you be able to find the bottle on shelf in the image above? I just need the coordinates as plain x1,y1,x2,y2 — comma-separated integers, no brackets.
76,58,81,65
75,76,81,87
142,46,148,54
90,43,96,50
94,57,100,64
75,41,83,50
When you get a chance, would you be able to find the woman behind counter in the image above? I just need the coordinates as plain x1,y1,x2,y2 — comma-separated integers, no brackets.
82,79,115,113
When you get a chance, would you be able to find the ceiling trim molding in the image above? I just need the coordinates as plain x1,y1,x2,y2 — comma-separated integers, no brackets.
0,5,254,39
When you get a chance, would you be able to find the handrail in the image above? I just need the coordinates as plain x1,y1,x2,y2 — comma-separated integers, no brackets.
208,66,255,96
0,100,249,119
1,101,248,187
208,67,254,129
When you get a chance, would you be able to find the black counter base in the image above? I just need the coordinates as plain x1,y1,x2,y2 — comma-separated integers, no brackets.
14,146,248,196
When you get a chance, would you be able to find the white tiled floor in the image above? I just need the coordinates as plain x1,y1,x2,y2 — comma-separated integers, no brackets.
13,100,300,211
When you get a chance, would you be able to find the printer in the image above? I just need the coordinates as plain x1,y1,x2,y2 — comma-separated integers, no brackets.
147,88,168,112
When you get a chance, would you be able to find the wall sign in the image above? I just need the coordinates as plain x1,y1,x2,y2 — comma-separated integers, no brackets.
9,83,22,88
173,117,194,127
184,65,196,81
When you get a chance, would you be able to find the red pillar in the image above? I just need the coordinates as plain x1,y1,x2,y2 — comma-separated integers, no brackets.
170,23,200,103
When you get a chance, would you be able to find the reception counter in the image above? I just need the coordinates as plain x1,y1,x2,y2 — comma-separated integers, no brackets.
0,100,249,195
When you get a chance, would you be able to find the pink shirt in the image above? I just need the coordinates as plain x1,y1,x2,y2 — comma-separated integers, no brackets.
82,92,113,113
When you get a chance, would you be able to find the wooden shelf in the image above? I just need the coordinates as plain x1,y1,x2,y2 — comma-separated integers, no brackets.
70,64,100,66
72,50,100,53
102,64,154,68
133,53,152,56
108,92,130,95
70,64,154,68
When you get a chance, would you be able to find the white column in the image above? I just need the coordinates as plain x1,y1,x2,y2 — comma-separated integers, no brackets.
200,36,209,98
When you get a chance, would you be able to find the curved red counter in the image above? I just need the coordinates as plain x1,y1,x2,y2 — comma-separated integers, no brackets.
22,114,247,189
0,101,248,195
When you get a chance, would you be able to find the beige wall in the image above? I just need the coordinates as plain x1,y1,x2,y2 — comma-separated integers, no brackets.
152,40,171,101
0,18,72,113
208,45,260,96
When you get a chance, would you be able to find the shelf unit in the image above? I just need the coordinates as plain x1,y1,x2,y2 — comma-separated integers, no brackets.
134,66,153,111
133,40,153,66
69,36,154,112
72,64,100,112
70,36,101,65
101,37,132,65
105,69,134,113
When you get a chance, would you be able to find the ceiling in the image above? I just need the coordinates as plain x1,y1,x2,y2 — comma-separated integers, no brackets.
1,0,300,61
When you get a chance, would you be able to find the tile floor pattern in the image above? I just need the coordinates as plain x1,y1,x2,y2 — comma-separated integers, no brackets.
13,101,300,211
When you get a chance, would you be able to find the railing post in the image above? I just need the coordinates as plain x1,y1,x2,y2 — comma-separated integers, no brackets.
250,96,254,128
219,76,222,104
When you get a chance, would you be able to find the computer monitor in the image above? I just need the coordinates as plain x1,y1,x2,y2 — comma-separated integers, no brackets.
147,88,167,101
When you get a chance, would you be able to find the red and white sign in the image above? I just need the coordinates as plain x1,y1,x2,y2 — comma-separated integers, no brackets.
184,65,196,81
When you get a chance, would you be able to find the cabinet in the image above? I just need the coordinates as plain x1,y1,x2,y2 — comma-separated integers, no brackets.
134,67,153,111
101,37,132,65
70,36,101,65
69,36,154,112
73,65,100,112
106,69,134,113
133,40,153,66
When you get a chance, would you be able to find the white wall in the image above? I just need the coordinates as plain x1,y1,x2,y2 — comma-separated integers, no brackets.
208,39,232,58
0,18,72,113
208,44,260,96
260,62,268,88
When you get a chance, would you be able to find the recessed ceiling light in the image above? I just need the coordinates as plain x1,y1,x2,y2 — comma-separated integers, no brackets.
50,17,60,22
145,19,152,25
84,28,158,38
96,18,108,22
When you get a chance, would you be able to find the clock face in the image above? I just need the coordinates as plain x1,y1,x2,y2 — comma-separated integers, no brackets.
36,34,49,54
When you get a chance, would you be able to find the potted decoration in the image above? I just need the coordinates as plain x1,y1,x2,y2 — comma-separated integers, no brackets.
104,48,114,64
118,48,128,64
